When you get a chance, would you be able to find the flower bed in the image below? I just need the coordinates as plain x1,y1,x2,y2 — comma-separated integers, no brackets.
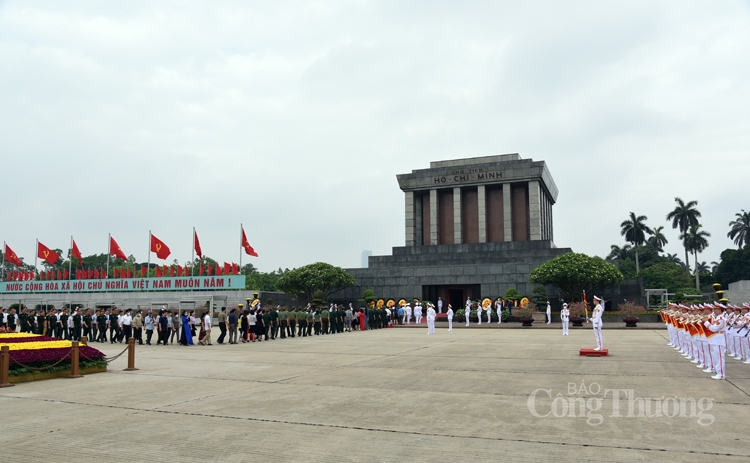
1,333,106,376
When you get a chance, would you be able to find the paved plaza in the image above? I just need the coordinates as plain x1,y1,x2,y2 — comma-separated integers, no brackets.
2,326,749,462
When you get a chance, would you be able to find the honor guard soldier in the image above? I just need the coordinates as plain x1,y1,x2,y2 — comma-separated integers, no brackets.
279,307,288,339
288,308,297,338
588,296,604,350
321,307,329,334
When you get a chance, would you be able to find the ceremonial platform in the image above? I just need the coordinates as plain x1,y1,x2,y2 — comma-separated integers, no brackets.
580,348,609,356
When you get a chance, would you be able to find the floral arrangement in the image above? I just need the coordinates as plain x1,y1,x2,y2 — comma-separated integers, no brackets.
567,302,588,318
398,299,407,307
0,333,106,375
482,298,492,309
618,302,645,319
520,297,530,307
514,302,537,319
387,299,396,308
377,299,385,309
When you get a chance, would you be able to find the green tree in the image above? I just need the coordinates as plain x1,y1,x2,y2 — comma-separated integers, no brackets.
360,289,376,305
276,262,355,302
640,262,693,292
714,247,750,287
607,244,632,262
727,209,750,249
529,253,623,303
620,212,652,274
666,197,701,273
681,224,710,290
647,226,668,253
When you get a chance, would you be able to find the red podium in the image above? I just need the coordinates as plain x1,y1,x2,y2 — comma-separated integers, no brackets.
580,348,608,357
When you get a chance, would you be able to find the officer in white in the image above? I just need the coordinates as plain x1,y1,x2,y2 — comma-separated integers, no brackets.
405,303,413,324
588,296,604,350
415,302,423,324
546,299,552,324
477,303,482,325
496,299,503,324
560,303,570,335
465,299,471,326
426,303,436,335
437,297,443,314
447,304,454,331
706,304,728,380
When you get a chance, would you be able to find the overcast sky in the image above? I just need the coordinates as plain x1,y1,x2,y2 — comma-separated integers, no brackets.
1,1,749,272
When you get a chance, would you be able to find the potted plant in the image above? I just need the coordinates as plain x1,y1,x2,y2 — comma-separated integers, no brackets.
618,302,645,327
568,302,587,327
515,302,536,327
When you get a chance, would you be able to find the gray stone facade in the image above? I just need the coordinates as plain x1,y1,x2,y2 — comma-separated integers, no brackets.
340,240,571,302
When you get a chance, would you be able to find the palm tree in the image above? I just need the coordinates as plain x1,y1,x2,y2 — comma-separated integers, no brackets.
666,197,701,273
681,224,711,290
665,253,684,267
620,212,652,274
696,261,710,274
647,226,668,253
607,244,632,261
727,209,750,248
711,261,720,274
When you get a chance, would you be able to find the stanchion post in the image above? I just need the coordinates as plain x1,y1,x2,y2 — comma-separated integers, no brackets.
123,337,139,371
0,346,15,388
67,341,83,379
81,336,88,346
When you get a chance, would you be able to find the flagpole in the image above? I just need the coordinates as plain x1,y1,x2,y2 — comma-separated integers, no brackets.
106,233,110,279
2,241,6,281
191,227,195,277
239,224,243,272
69,236,73,281
35,239,38,274
147,230,151,279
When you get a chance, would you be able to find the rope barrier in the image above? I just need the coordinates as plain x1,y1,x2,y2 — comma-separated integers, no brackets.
7,349,73,372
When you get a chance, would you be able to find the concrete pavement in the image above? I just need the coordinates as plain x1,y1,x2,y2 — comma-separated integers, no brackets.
1,326,749,462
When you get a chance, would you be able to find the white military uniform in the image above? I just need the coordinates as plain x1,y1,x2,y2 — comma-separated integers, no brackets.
706,308,727,380
477,305,482,325
447,306,453,331
561,304,569,335
496,300,502,324
437,298,443,314
426,305,436,335
415,303,423,324
465,299,471,326
590,297,603,350
405,304,413,324
486,305,491,323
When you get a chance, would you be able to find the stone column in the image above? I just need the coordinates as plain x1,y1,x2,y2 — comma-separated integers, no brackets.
453,187,462,244
478,185,487,243
405,191,415,246
529,180,542,241
502,183,512,242
430,189,439,245
414,192,423,246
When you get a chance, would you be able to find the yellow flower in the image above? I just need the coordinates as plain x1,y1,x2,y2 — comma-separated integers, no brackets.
0,340,73,350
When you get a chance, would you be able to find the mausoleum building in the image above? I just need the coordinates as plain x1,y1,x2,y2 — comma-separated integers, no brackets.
341,154,572,307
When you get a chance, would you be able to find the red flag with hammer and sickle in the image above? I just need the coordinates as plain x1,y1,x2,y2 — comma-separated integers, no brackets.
37,241,60,265
150,234,171,260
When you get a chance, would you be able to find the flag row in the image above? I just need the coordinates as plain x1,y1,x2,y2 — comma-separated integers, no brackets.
2,226,258,268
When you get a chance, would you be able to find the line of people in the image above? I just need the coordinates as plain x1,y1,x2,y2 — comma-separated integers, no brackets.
662,301,750,380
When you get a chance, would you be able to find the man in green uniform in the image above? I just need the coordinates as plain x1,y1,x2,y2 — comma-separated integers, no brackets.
287,308,296,338
72,307,82,341
83,308,92,341
60,309,70,340
321,308,329,335
97,309,107,342
46,309,57,338
279,307,288,339
313,309,321,335
109,309,119,344
271,306,279,340
262,308,272,340
298,309,308,337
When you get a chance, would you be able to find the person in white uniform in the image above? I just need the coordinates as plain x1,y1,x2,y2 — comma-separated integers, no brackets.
465,298,471,326
477,304,482,325
415,302,423,324
447,305,453,331
561,303,569,335
437,297,443,314
706,304,727,380
496,299,503,324
426,304,436,335
546,300,552,324
405,303,413,324
588,296,604,350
